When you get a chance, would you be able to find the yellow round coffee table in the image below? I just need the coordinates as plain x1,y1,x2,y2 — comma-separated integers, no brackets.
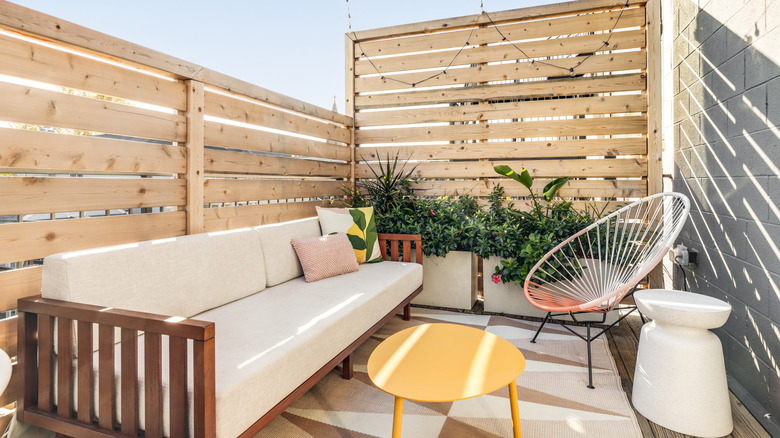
367,323,526,438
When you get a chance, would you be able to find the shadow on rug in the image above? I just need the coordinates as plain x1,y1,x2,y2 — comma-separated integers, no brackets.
257,309,641,438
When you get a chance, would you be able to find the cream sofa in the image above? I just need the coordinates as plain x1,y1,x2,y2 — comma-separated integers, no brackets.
17,217,423,437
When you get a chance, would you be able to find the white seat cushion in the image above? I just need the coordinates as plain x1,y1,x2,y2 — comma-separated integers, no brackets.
203,261,422,436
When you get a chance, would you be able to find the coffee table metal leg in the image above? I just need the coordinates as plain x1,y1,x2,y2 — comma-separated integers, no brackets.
393,397,403,438
509,382,522,438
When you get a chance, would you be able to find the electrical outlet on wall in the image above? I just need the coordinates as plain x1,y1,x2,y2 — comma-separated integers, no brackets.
669,244,699,266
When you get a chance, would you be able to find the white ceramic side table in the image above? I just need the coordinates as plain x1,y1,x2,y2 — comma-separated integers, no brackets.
632,289,733,437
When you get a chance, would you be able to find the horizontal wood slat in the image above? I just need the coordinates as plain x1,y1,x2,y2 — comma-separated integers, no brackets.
205,91,351,144
0,372,19,408
0,177,186,215
0,128,186,175
0,364,14,408
203,122,350,161
351,0,647,41
409,178,647,198
0,81,186,142
203,200,325,232
355,94,647,127
0,2,352,127
356,116,647,144
350,2,651,204
0,33,187,110
0,211,185,265
0,317,17,359
204,179,344,203
0,368,16,408
356,7,645,58
357,138,646,160
356,158,647,179
0,266,42,312
356,50,646,93
354,29,646,76
0,1,199,79
197,72,353,127
204,149,350,178
355,73,646,109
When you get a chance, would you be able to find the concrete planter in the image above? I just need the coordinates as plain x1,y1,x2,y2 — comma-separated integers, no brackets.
412,251,478,310
483,257,548,318
483,257,619,324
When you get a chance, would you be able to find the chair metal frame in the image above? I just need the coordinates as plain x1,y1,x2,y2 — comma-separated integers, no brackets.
524,192,691,388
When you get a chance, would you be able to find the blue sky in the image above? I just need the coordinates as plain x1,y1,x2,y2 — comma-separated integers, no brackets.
17,1,558,113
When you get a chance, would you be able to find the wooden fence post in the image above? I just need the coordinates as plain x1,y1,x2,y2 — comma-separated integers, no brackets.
646,0,663,288
185,80,205,235
345,34,356,188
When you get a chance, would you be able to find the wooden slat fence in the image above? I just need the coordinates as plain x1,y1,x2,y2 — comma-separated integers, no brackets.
347,0,661,207
0,0,663,426
0,0,352,414
201,86,351,232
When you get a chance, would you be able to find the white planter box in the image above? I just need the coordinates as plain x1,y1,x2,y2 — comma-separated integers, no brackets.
483,257,548,318
412,251,477,310
483,257,619,325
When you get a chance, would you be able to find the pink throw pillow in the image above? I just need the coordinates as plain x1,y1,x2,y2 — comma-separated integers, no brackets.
291,233,360,282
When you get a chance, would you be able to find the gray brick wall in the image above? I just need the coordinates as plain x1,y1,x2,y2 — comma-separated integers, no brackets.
671,0,779,432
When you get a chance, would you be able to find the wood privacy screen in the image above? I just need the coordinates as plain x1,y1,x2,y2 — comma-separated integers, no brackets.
0,0,663,415
0,0,350,407
347,0,662,208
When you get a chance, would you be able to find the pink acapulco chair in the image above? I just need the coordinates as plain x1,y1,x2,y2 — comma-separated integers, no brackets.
524,192,691,388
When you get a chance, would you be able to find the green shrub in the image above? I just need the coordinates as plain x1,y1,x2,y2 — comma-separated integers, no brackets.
374,186,595,284
376,196,482,258
366,162,607,287
480,165,597,285
489,209,592,284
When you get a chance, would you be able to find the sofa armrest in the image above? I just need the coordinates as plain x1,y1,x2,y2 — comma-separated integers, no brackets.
18,297,214,339
17,296,216,438
377,234,422,265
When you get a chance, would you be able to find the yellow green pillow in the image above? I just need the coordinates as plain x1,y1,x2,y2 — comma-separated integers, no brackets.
316,206,382,264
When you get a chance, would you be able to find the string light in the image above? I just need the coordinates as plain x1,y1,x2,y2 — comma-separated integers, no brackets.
346,0,352,32
346,0,634,87
346,0,476,88
482,0,632,74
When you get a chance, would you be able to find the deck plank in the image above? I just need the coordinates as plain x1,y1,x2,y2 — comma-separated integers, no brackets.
606,329,657,437
729,393,772,438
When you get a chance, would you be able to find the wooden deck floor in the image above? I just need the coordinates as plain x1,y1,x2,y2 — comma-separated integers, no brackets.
606,312,769,438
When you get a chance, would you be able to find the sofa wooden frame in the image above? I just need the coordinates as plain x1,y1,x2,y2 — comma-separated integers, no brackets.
17,234,423,437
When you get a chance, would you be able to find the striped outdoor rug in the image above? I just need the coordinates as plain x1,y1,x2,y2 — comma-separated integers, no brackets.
257,308,641,438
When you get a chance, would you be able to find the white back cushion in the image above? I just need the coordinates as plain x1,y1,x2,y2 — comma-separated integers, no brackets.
254,217,322,286
42,228,266,318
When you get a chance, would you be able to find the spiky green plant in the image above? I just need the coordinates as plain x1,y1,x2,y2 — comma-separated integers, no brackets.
360,150,418,215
